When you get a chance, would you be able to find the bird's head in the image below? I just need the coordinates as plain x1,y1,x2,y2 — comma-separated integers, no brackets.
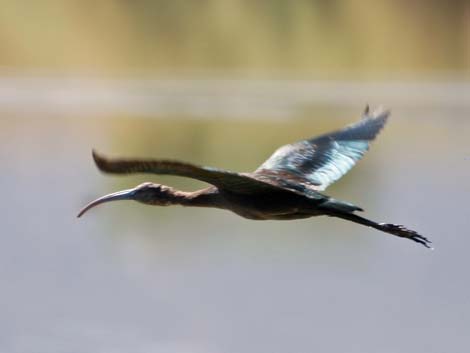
77,182,176,217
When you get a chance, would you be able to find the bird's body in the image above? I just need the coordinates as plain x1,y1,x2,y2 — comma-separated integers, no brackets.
78,106,431,248
213,186,317,220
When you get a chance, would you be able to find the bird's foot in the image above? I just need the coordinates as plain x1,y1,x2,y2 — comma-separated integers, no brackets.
378,223,433,249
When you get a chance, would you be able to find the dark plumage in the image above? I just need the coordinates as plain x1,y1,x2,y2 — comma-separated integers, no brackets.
78,106,431,248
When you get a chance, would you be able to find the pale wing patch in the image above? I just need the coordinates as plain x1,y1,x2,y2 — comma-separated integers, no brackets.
307,140,369,190
254,108,388,191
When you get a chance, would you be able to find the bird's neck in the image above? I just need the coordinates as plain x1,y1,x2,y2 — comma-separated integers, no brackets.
178,187,223,208
143,186,222,208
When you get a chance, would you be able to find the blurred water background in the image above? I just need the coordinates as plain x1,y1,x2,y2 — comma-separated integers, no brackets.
1,1,470,352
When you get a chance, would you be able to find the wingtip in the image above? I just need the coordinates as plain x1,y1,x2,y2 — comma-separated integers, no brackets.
92,149,108,171
92,148,100,164
362,105,390,124
91,149,100,161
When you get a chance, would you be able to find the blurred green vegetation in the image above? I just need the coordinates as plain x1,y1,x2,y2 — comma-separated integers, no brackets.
1,0,468,76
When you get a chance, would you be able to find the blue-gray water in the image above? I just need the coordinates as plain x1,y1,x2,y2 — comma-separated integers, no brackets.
1,78,469,353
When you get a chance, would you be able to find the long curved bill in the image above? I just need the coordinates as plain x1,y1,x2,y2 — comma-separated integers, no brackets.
77,188,135,218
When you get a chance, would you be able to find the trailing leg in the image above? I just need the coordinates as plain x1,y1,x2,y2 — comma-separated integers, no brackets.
327,211,432,248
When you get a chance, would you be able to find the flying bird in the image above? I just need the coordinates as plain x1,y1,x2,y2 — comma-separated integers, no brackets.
78,106,431,248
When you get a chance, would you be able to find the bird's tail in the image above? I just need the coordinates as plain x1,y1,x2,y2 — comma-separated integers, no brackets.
321,198,364,213
326,211,432,248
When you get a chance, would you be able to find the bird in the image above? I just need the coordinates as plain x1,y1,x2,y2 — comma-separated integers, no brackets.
78,106,431,248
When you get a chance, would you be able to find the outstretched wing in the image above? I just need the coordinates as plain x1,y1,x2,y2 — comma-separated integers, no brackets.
92,150,297,195
255,106,389,191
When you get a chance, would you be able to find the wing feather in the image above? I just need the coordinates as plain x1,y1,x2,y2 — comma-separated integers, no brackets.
92,150,294,195
255,107,389,191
